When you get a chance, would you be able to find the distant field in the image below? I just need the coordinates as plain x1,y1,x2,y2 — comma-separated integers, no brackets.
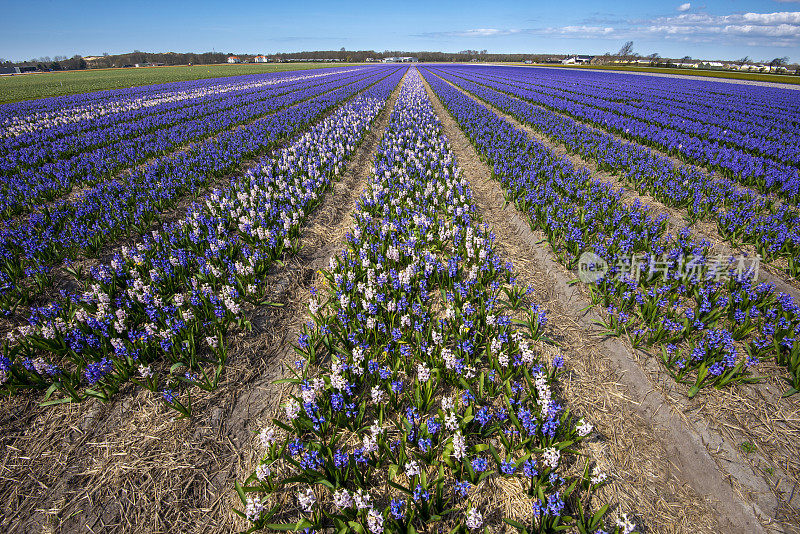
0,63,359,104
521,63,800,84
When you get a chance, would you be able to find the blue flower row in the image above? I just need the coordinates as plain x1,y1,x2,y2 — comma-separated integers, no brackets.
440,66,800,203
0,67,357,152
464,66,800,165
0,68,373,220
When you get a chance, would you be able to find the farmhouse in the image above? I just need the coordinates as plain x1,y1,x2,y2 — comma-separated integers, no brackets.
561,55,594,65
253,55,270,63
227,56,241,64
382,57,418,63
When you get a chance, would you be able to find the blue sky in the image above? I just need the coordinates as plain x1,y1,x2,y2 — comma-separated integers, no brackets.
2,0,798,62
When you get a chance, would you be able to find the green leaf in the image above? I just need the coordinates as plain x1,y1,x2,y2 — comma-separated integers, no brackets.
388,463,399,481
234,480,246,504
265,519,314,531
503,518,528,532
347,521,366,533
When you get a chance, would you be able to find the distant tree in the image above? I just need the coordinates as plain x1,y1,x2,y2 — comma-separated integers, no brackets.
64,54,86,70
647,52,660,66
769,56,789,71
617,41,634,60
734,56,750,67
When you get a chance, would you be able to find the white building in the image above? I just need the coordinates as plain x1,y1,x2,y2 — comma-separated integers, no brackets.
382,57,418,63
227,56,240,64
253,55,269,63
561,55,594,65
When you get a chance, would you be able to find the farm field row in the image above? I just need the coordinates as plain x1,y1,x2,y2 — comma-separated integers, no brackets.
0,63,361,105
0,65,798,533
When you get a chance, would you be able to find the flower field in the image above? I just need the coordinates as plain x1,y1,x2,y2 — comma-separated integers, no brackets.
0,64,798,533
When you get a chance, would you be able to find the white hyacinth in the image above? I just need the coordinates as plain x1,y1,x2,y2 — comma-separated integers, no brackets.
543,447,560,469
354,489,372,510
576,418,593,437
258,426,276,448
465,508,483,529
417,363,431,382
405,459,420,477
452,431,466,460
371,385,385,404
367,509,384,533
245,496,264,521
284,399,301,420
616,513,637,534
298,487,316,512
333,488,353,509
255,463,271,482
590,465,607,485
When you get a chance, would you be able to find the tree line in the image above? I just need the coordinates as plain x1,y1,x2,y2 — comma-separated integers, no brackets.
1,50,567,71
2,46,795,72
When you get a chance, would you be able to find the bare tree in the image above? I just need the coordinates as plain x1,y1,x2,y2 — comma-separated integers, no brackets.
734,55,750,67
647,52,660,66
617,41,634,61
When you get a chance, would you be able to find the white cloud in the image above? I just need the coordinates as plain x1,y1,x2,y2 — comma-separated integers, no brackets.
643,11,800,41
416,10,800,51
677,3,691,12
550,25,616,35
417,28,522,38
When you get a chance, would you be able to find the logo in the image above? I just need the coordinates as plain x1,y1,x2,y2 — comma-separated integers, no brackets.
577,251,608,283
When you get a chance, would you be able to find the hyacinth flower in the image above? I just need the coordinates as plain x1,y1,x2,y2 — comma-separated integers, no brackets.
0,69,406,411
422,67,800,397
0,67,350,170
0,67,402,315
236,69,625,534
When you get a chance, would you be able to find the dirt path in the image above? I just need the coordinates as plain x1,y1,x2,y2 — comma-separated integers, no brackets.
421,70,796,533
0,71,405,534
